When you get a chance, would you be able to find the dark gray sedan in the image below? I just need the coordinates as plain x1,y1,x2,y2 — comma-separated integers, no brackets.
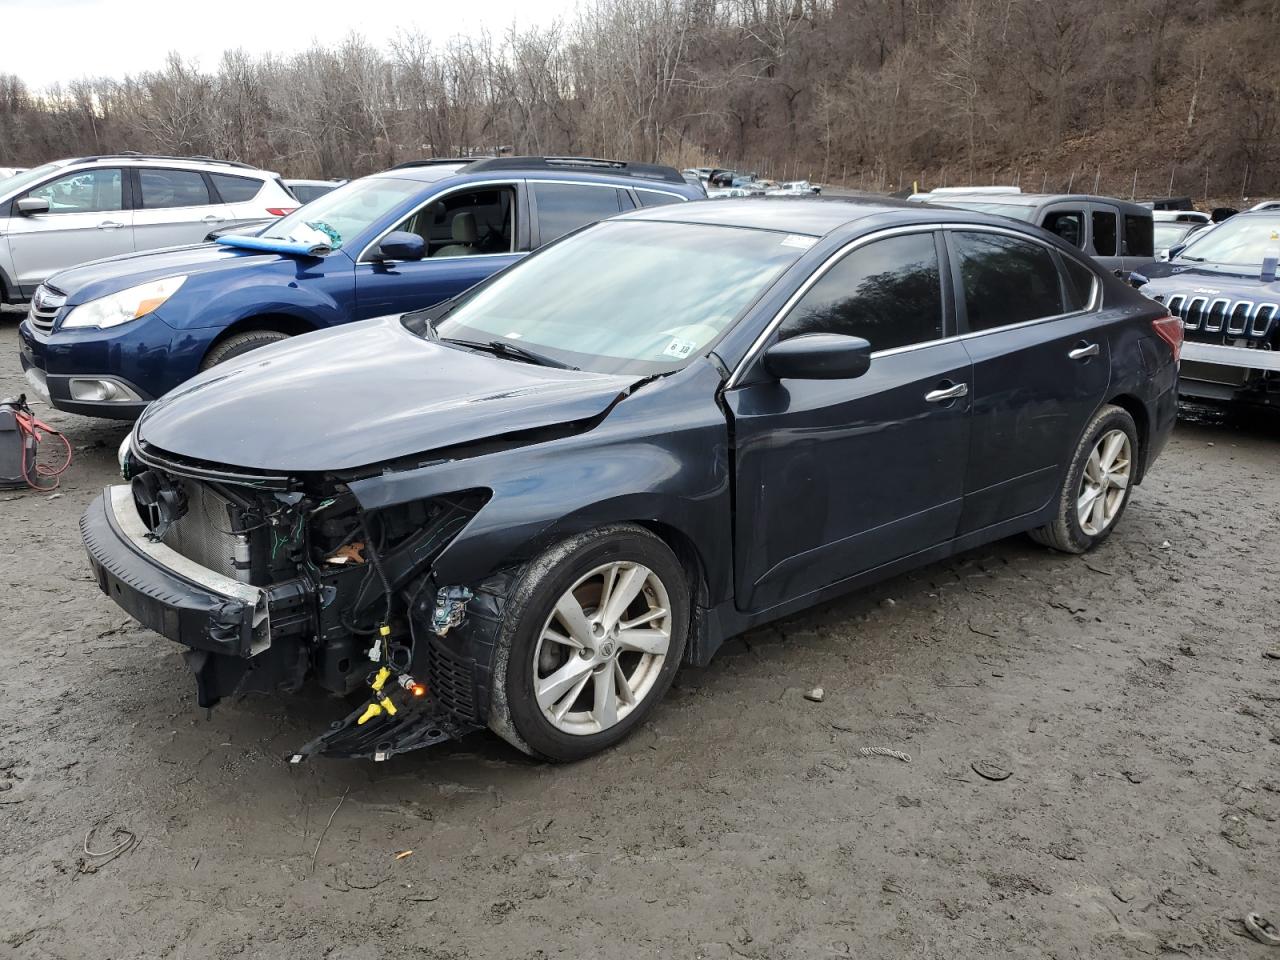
82,197,1180,762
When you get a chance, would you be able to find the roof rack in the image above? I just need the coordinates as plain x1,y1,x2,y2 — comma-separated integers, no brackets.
68,153,259,170
389,157,494,170
462,156,686,185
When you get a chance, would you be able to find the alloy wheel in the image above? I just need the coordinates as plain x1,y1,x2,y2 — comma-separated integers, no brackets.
1077,428,1132,536
532,561,672,735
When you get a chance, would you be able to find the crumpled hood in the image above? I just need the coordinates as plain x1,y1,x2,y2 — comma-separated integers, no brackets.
46,242,311,305
136,316,639,472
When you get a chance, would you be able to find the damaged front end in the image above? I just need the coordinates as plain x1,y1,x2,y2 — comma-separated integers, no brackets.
82,438,494,761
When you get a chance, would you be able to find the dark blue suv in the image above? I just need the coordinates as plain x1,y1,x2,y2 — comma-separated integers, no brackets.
18,157,702,418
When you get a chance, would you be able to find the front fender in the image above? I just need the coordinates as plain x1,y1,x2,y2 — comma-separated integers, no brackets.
161,254,356,330
347,361,735,604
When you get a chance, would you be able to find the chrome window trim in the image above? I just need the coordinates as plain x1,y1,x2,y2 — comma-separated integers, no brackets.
356,177,523,264
725,221,1101,389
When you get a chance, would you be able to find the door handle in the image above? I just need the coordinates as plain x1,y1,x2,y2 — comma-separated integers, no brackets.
925,382,968,403
1068,342,1100,360
97,220,124,230
202,215,225,223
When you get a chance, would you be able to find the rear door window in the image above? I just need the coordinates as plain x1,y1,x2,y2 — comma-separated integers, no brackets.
1123,214,1154,257
778,232,944,351
1091,208,1119,257
209,173,262,204
951,231,1065,331
139,169,213,208
532,182,624,245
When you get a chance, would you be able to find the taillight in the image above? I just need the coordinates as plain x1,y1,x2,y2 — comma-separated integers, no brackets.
1151,313,1183,363
265,207,297,217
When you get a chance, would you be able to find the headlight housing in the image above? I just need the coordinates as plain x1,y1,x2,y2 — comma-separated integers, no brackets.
61,276,187,330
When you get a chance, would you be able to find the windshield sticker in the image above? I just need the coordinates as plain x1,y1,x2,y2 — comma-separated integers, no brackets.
781,234,816,250
663,338,697,359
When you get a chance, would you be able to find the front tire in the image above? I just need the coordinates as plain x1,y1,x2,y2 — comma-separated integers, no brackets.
486,525,689,761
1029,403,1139,554
200,329,290,371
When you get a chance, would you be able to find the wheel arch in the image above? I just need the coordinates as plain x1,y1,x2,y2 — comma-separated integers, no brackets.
498,501,718,608
1102,392,1150,482
202,312,319,359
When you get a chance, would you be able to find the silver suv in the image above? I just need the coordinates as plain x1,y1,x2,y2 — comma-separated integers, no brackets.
0,155,298,303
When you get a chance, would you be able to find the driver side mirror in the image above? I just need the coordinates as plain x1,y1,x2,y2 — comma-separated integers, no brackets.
16,197,50,216
764,334,872,380
375,230,426,262
1166,243,1187,260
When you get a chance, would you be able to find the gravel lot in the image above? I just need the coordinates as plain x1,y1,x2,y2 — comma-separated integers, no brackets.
2,312,1278,960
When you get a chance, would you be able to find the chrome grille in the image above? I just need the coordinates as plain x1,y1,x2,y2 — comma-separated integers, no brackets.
26,284,65,333
161,482,250,582
1161,291,1279,344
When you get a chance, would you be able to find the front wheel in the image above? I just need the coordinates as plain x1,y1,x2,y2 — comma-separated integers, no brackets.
200,329,290,371
486,524,689,761
1029,403,1139,554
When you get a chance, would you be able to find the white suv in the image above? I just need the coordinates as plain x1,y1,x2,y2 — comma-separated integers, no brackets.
0,155,297,303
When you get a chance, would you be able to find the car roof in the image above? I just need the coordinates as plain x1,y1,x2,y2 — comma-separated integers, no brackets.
924,192,1151,215
615,196,933,237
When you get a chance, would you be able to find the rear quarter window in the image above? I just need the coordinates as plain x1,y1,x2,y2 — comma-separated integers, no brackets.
1061,256,1098,311
139,169,212,208
636,190,683,208
210,173,263,204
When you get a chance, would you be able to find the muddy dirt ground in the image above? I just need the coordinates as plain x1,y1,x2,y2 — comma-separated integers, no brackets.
1,313,1278,960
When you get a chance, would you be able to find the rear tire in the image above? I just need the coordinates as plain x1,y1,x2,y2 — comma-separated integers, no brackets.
485,524,689,761
1029,404,1139,554
200,329,290,371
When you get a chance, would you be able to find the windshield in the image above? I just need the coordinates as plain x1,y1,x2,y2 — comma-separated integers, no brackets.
1154,222,1196,248
432,219,806,375
1178,214,1280,265
934,200,1037,221
261,176,423,251
0,162,64,197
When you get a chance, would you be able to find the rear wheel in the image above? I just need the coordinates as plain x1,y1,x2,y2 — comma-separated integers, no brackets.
1029,404,1139,553
486,525,689,761
200,329,290,371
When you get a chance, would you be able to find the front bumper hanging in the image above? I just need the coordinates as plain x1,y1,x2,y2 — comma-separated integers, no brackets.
82,484,484,759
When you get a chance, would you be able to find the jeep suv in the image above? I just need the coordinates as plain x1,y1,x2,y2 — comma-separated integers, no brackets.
0,154,297,302
18,156,703,418
1132,210,1280,408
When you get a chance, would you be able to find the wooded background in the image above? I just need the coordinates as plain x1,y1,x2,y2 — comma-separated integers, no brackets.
2,0,1277,200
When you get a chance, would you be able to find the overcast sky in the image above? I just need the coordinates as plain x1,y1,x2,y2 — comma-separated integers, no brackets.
4,0,581,89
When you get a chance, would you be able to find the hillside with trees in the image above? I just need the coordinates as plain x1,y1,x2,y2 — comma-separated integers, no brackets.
1,0,1277,201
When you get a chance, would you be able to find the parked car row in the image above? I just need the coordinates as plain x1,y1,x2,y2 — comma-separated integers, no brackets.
19,155,703,418
13,152,1179,765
